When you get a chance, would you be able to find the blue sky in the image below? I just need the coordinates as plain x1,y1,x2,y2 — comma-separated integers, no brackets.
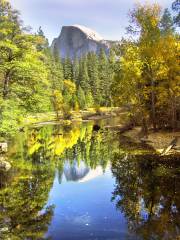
9,0,173,43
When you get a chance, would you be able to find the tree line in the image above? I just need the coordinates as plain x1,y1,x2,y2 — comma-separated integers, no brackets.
0,0,179,137
112,2,180,133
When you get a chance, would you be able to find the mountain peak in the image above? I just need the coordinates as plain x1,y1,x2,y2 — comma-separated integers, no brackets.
72,25,103,41
51,25,110,59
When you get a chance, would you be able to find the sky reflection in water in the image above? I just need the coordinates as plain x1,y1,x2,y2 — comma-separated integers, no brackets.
0,120,179,240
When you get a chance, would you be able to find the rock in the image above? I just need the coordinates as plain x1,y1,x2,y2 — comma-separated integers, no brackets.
0,158,11,171
0,142,8,153
0,227,9,233
51,25,114,59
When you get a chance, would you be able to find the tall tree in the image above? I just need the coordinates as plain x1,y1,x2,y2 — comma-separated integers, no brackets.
79,55,90,91
36,26,49,51
63,57,73,80
73,56,80,85
98,48,110,105
87,53,101,105
172,0,180,27
0,0,51,135
160,8,174,35
128,3,162,131
77,86,86,109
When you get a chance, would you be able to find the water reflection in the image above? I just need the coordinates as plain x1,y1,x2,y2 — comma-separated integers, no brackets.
112,154,180,240
0,121,179,239
63,161,90,182
0,165,55,239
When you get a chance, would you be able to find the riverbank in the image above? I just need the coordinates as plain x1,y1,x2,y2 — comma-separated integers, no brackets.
23,107,124,126
121,127,180,155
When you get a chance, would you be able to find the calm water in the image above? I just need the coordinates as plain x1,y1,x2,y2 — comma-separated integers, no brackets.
0,120,180,240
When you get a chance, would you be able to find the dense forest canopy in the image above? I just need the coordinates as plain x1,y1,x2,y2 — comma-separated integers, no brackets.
0,0,179,137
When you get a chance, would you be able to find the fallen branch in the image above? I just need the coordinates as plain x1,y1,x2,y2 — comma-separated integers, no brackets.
161,137,178,155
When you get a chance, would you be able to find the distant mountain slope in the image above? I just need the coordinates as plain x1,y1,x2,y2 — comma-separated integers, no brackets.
51,25,114,59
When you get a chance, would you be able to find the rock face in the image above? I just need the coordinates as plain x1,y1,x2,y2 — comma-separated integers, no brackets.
51,25,111,59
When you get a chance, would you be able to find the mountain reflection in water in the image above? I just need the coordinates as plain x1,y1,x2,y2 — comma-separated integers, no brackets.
63,161,90,182
0,120,179,240
62,160,105,183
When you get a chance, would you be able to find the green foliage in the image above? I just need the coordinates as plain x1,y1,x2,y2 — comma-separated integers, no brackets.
0,99,23,136
160,8,174,35
98,48,110,106
0,0,179,137
112,3,180,132
63,57,73,80
172,0,180,26
77,86,86,109
0,0,52,136
87,53,101,104
85,91,94,108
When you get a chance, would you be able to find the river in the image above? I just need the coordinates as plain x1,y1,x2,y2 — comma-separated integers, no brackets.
0,119,180,240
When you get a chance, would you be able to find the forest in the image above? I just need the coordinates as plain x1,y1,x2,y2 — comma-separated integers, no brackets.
0,0,179,137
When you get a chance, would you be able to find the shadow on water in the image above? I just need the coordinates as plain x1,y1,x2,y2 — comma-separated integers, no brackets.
112,153,180,240
0,119,179,239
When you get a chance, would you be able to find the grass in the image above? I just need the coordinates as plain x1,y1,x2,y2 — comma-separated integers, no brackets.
24,107,123,126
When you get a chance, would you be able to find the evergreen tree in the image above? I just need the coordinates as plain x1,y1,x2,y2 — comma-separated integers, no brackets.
98,48,109,105
79,55,90,91
63,57,73,80
108,49,116,106
172,0,180,27
77,86,86,109
160,8,174,35
36,26,49,51
73,56,80,85
86,91,94,108
87,53,100,105
50,49,64,118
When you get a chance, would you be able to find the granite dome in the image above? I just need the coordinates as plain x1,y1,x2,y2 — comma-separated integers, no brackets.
51,25,110,59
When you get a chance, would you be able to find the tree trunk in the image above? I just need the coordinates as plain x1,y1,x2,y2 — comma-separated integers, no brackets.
151,79,157,131
141,114,148,137
171,95,177,131
3,72,10,99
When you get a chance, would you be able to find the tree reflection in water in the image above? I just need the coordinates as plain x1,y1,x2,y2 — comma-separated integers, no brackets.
111,153,180,240
0,122,117,239
0,121,179,240
0,165,55,239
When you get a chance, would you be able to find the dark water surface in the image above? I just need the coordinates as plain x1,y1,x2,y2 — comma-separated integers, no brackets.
0,120,180,240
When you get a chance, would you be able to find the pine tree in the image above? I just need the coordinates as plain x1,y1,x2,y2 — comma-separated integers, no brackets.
79,55,90,91
50,48,64,118
86,91,94,108
172,0,180,27
98,48,109,105
160,8,174,35
87,53,100,105
63,57,73,80
36,26,49,51
77,86,86,109
108,49,116,106
73,56,80,85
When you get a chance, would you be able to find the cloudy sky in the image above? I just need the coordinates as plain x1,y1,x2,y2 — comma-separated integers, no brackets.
9,0,173,43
